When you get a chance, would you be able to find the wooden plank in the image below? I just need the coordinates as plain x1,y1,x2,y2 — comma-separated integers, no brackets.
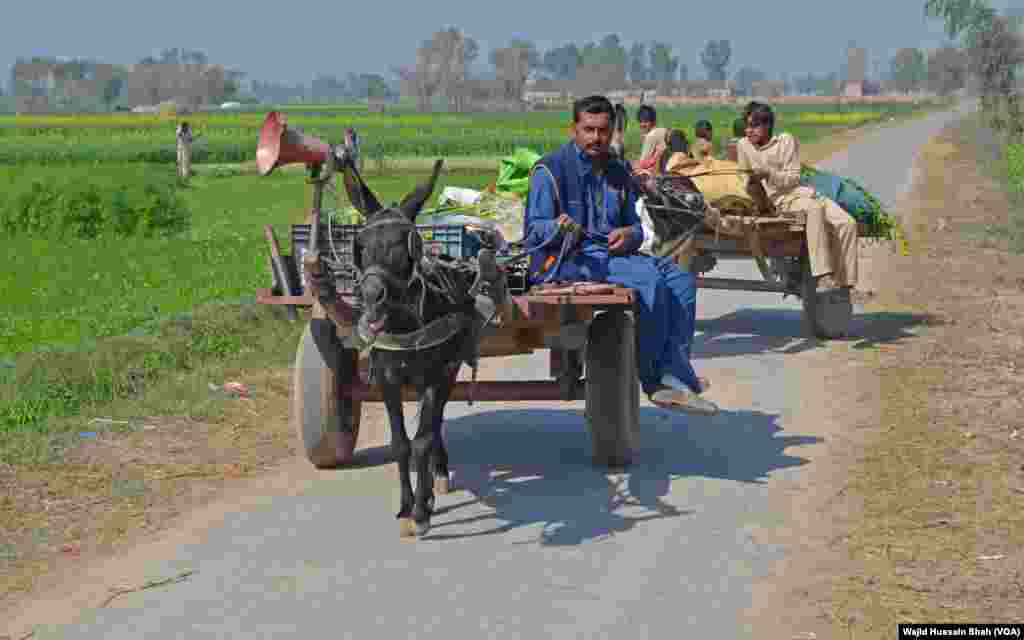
349,380,587,403
522,292,634,306
693,233,804,258
697,276,792,293
477,326,538,357
718,213,805,227
257,288,313,306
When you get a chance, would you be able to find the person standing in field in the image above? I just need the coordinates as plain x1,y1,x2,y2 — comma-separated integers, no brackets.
736,101,858,292
523,95,717,414
175,122,200,180
691,119,714,162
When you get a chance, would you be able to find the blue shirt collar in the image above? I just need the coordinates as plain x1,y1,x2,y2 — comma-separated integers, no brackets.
571,141,604,178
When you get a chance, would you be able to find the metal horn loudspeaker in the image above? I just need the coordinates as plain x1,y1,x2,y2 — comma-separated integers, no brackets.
256,111,332,176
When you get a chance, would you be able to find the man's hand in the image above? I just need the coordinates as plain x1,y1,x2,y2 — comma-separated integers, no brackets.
555,214,575,230
749,168,771,182
607,226,633,254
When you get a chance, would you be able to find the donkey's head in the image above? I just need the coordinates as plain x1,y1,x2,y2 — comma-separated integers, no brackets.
343,158,444,342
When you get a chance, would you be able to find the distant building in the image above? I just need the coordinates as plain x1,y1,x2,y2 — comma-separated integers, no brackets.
751,80,786,98
11,58,119,112
679,80,733,98
843,81,864,97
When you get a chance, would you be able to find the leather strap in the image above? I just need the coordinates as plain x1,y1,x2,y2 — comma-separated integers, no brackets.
360,312,470,352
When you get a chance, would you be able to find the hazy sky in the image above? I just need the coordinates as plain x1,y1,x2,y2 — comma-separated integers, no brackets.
4,0,1021,84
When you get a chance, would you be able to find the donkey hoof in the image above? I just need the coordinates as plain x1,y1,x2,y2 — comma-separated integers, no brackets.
434,474,451,495
414,519,431,536
398,517,417,539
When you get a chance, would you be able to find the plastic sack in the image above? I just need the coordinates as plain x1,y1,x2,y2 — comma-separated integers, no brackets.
800,165,896,237
636,199,657,256
494,147,542,198
665,155,756,214
438,187,483,208
799,166,869,220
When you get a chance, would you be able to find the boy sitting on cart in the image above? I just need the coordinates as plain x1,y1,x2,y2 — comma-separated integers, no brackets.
736,102,859,292
523,95,718,416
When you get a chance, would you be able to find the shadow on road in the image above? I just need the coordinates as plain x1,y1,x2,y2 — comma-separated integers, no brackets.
694,308,935,358
695,309,818,358
845,311,940,350
423,407,819,545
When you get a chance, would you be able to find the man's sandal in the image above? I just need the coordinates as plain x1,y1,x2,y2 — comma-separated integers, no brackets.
649,386,719,416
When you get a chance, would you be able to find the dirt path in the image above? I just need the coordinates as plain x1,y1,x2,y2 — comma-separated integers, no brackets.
0,116,952,639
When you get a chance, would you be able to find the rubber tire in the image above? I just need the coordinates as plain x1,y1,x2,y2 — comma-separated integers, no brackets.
584,309,640,467
291,323,362,468
801,258,853,339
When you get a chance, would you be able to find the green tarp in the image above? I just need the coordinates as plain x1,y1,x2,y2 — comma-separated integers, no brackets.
494,148,541,198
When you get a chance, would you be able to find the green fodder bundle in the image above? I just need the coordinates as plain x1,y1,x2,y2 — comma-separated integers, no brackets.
800,164,899,239
0,165,190,239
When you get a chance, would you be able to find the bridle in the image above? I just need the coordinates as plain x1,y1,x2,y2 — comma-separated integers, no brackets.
354,214,429,326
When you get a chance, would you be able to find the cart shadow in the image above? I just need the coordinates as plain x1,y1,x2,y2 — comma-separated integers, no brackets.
694,308,935,359
424,407,819,545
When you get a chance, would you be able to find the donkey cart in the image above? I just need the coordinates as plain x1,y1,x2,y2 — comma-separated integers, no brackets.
254,112,646,475
686,207,871,341
259,268,641,471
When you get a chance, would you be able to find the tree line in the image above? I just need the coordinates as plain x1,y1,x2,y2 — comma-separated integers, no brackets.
6,48,245,112
924,0,1024,139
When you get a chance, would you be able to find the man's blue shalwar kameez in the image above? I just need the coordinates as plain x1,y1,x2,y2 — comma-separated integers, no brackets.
523,141,702,396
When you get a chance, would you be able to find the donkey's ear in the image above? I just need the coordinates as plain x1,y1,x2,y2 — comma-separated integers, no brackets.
342,160,382,216
399,159,444,220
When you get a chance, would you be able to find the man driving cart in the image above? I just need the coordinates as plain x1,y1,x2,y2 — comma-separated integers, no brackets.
523,95,718,415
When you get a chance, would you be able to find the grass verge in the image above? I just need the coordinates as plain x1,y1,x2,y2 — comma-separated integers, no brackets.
825,116,1024,633
0,166,494,359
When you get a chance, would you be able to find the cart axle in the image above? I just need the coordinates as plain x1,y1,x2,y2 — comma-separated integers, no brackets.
697,276,795,294
346,380,588,403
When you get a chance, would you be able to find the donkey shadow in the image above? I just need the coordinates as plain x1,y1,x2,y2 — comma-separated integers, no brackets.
424,407,819,545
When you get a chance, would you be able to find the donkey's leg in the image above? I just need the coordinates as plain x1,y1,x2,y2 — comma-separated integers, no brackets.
381,377,414,537
410,380,452,535
430,366,458,494
431,433,451,495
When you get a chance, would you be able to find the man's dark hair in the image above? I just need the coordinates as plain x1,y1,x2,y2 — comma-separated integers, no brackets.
732,117,746,138
743,101,775,133
694,119,712,138
573,95,615,122
637,104,657,123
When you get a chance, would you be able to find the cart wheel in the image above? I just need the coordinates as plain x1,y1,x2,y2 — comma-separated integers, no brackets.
584,309,639,467
800,259,853,339
291,321,362,468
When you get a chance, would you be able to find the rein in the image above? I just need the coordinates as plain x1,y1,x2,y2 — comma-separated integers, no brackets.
501,222,609,284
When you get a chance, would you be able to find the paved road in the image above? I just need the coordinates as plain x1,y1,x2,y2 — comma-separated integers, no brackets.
41,105,966,640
